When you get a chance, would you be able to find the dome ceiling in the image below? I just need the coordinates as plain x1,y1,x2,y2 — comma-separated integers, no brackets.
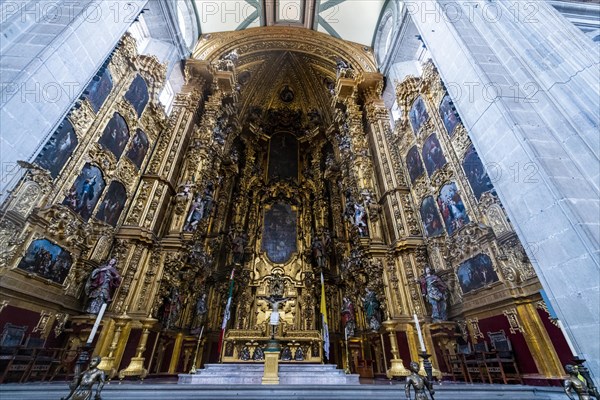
193,0,387,46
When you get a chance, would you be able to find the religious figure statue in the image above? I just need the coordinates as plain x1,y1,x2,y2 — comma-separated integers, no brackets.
564,364,592,400
343,191,356,222
84,258,121,315
61,356,106,400
201,182,214,218
419,266,448,322
260,294,290,337
404,361,435,400
253,346,265,361
280,346,292,361
362,288,382,331
239,346,251,361
311,235,326,268
162,287,182,329
229,230,247,265
193,293,207,330
354,202,368,236
341,297,356,338
196,293,207,317
184,194,203,232
177,181,193,198
335,58,353,78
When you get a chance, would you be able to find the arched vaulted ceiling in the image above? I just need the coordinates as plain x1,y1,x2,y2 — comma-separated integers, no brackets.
192,0,387,46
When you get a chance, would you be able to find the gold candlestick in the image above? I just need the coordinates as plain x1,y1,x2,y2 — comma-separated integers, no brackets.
189,326,204,374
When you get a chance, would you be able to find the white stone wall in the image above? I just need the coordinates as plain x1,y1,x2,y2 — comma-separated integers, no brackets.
398,0,599,378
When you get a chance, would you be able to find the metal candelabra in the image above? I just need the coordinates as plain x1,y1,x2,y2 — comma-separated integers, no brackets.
189,326,204,374
344,338,351,374
419,351,434,383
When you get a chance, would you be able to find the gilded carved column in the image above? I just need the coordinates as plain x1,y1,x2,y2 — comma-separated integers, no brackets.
362,84,410,242
515,303,565,378
332,75,379,243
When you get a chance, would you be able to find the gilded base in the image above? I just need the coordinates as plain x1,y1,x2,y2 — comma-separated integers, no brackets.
386,358,410,378
97,356,117,380
262,350,280,385
118,357,148,381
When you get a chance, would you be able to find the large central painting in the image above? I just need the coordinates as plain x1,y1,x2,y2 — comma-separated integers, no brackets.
268,132,298,181
261,202,297,263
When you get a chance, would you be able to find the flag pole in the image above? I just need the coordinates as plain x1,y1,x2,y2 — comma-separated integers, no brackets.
218,267,235,361
320,271,330,363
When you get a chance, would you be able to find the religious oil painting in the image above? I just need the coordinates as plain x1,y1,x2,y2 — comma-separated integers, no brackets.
406,145,425,183
457,253,499,294
63,163,106,221
99,112,130,160
86,68,113,112
422,133,447,176
0,324,27,347
17,239,73,284
409,96,429,135
268,132,298,181
439,94,459,136
96,181,127,227
34,118,78,178
463,145,494,200
437,182,470,235
125,129,149,169
262,202,297,264
124,74,149,117
420,196,445,237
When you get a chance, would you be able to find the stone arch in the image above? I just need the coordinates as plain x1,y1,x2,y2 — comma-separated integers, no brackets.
192,27,378,74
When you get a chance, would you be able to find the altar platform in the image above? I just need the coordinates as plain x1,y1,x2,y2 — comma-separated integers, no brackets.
178,363,360,385
0,381,565,400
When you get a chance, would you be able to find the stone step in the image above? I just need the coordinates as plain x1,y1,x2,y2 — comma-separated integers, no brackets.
203,363,342,370
0,382,566,400
180,363,359,385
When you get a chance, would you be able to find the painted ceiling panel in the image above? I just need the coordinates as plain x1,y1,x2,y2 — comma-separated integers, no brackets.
193,0,385,47
277,0,304,23
195,0,260,33
317,0,386,45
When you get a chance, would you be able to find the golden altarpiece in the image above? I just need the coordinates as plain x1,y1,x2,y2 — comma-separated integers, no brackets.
0,28,572,383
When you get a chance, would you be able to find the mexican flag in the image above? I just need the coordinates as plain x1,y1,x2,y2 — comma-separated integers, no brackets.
320,272,330,360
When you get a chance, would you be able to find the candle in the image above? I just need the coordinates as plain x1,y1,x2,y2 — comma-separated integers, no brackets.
557,319,577,356
344,326,348,341
87,303,107,345
413,313,426,353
